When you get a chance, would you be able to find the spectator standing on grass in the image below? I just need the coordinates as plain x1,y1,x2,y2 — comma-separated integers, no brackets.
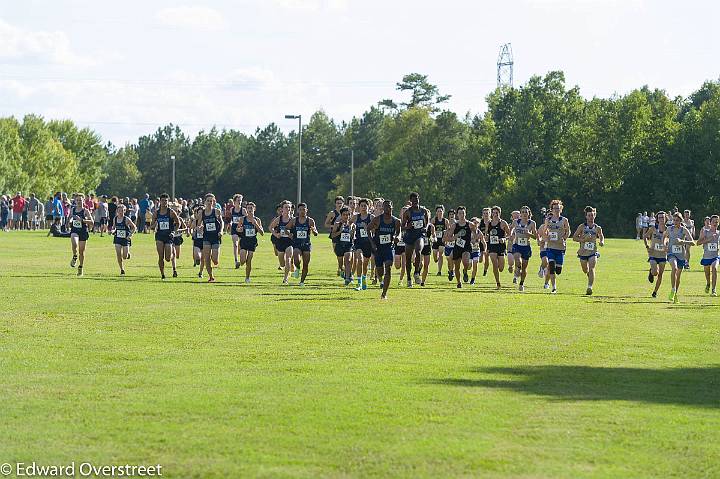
1,195,9,231
138,194,150,233
27,193,41,230
44,196,54,228
11,192,25,230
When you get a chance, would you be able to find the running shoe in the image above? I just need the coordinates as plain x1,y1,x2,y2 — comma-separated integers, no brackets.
463,271,469,283
436,271,442,276
469,278,475,285
77,266,83,277
456,283,462,289
706,284,711,294
648,272,654,283
551,288,557,294
513,276,517,284
586,287,593,295
292,270,300,279
299,282,305,287
362,277,368,290
172,270,178,278
518,284,525,292
235,262,240,269
120,269,125,275
673,293,679,304
651,291,657,298
244,277,250,284
543,283,549,289
407,279,412,288
668,291,675,301
70,255,77,268
712,290,717,297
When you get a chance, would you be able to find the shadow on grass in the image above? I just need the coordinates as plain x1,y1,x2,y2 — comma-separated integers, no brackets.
429,365,720,408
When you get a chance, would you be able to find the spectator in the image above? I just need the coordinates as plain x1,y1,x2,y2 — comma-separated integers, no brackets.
27,193,41,230
138,193,150,233
0,195,9,231
11,191,25,230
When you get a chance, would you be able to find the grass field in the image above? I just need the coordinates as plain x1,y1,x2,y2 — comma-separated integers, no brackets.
1,231,719,478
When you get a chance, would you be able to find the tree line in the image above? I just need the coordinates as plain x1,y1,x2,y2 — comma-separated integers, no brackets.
1,71,719,236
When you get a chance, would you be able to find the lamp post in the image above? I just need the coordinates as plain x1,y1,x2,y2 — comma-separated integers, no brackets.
284,114,302,205
170,155,176,200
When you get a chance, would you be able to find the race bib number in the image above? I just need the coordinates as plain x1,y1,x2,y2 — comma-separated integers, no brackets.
446,241,455,247
232,217,240,224
517,237,528,246
359,228,368,238
379,234,391,245
280,228,288,237
116,230,126,238
296,230,307,239
412,219,424,229
472,243,480,251
196,230,204,239
653,242,664,251
584,242,595,251
671,245,683,254
397,240,405,247
455,238,466,248
72,219,82,228
340,232,351,242
549,231,559,241
206,222,217,232
708,242,718,252
435,230,443,239
490,235,499,245
159,221,170,230
244,227,255,237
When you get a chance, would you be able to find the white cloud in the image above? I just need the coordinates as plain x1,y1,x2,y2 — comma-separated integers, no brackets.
269,0,349,11
156,6,226,31
0,18,92,66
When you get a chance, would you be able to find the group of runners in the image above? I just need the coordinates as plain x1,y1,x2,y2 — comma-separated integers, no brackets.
40,191,720,302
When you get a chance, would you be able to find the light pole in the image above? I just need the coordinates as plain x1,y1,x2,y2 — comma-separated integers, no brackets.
285,114,302,205
170,155,176,200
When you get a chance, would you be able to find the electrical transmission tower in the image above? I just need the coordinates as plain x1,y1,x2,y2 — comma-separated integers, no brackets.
497,43,514,88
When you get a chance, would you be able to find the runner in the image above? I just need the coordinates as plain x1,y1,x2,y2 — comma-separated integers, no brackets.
450,206,480,288
486,206,511,290
545,199,571,294
479,207,492,277
401,192,431,288
572,206,605,295
696,214,719,296
420,221,436,286
324,196,345,276
287,202,317,286
269,201,294,284
270,203,283,271
368,200,401,300
112,203,137,275
507,210,520,275
369,197,384,284
469,217,485,285
443,209,457,281
150,193,180,280
665,212,694,303
432,205,449,276
229,194,246,269
537,212,551,285
238,202,263,283
510,206,537,292
68,193,93,276
191,206,205,278
351,198,374,290
683,209,695,270
644,211,668,298
331,206,356,286
200,193,224,283
172,213,186,261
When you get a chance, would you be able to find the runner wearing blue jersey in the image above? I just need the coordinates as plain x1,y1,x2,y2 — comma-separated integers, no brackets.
368,200,401,300
287,202,317,286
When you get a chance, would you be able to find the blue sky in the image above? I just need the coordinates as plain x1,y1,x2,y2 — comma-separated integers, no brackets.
1,0,718,145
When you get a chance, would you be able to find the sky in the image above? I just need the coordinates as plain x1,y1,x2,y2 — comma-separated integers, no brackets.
1,0,718,145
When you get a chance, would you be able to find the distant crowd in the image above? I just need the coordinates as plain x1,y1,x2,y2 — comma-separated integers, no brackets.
0,191,247,235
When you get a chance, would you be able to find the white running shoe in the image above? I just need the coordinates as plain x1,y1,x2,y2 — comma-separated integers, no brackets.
244,277,250,284
518,284,525,292
299,282,305,287
543,283,550,289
